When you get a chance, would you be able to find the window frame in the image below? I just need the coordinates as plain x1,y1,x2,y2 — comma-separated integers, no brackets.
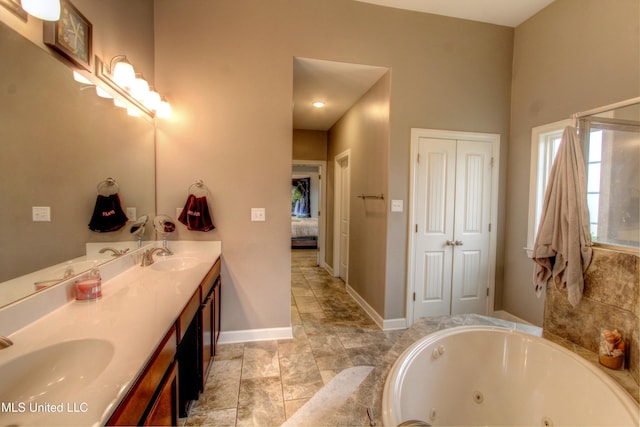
525,119,570,257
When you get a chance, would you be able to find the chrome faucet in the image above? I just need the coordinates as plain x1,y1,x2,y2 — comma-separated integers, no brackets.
99,247,130,257
0,336,13,349
141,247,171,267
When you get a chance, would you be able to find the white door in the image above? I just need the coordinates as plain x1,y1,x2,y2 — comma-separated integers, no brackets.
410,131,497,322
333,150,350,282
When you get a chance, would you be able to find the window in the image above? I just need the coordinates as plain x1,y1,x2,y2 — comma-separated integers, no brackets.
526,120,570,256
526,102,640,254
581,109,640,250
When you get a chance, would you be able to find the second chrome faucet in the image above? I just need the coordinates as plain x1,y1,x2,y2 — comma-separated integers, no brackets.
140,247,171,267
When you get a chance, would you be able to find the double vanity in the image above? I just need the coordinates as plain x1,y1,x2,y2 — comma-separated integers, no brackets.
0,241,221,426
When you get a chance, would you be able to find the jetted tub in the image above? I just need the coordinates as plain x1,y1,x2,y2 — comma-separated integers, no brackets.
382,326,639,426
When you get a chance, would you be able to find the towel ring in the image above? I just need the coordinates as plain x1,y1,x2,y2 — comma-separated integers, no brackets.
188,179,210,197
97,177,119,196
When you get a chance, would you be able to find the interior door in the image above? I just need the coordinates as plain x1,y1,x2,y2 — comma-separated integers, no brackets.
450,140,492,315
338,157,350,282
411,136,493,321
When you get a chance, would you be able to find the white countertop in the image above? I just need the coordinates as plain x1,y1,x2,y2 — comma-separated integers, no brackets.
0,241,221,426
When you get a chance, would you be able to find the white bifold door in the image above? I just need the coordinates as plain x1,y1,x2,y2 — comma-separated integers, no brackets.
410,130,499,322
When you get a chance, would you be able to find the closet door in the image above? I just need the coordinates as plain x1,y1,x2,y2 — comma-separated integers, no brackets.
450,140,492,315
411,135,493,321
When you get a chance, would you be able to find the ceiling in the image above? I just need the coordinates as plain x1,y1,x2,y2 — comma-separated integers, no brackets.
292,0,555,131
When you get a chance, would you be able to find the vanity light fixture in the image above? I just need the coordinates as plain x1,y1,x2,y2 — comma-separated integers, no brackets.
130,74,150,102
73,71,93,85
95,86,113,99
20,0,60,21
312,101,325,108
95,55,171,120
144,88,161,111
157,97,172,119
110,56,135,89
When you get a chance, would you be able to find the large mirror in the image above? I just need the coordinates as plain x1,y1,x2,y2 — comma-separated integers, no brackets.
0,21,156,307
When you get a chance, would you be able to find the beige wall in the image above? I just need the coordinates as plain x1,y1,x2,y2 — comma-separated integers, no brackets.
154,0,513,332
326,72,390,316
292,130,328,161
504,0,640,324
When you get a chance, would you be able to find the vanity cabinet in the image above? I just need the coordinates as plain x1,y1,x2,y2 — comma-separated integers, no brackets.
108,257,222,424
106,325,178,426
178,257,222,416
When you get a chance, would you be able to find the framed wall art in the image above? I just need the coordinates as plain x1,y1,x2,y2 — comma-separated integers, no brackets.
43,0,92,70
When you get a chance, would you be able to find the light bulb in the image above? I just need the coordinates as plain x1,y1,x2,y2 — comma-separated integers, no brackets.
96,86,113,99
157,99,172,119
21,0,60,21
73,71,93,85
145,90,161,111
112,58,135,89
312,101,325,108
130,76,149,101
114,98,127,109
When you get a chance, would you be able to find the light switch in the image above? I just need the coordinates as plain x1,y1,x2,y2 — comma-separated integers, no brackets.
391,200,404,212
32,206,51,222
251,208,266,222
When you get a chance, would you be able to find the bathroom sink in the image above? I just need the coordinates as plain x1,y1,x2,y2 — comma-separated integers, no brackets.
0,339,114,406
151,256,201,272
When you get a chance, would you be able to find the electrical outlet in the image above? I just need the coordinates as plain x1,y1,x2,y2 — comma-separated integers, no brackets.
126,207,137,221
251,208,266,222
32,206,51,222
391,200,404,212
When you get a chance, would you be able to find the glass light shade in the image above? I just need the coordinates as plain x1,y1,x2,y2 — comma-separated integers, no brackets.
157,99,172,119
21,0,60,21
130,76,149,101
113,98,127,109
112,58,135,89
73,71,93,85
127,107,141,117
96,86,113,99
145,90,161,111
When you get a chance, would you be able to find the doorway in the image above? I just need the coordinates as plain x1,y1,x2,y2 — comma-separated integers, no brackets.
407,129,500,325
292,160,326,267
333,149,351,282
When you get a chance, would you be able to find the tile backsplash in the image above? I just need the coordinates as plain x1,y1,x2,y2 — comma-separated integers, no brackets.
543,247,639,386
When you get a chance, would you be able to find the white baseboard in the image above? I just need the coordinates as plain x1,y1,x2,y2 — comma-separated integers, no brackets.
217,326,293,345
345,284,407,331
323,264,334,276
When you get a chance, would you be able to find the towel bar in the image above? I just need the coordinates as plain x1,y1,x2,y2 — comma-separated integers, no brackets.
357,194,384,200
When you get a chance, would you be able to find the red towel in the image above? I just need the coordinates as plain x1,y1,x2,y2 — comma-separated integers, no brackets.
88,193,128,232
178,194,215,232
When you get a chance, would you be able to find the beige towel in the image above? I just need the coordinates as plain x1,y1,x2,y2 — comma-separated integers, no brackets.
532,126,592,307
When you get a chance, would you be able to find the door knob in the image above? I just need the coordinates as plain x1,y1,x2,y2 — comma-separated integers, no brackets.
454,240,464,246
445,240,455,246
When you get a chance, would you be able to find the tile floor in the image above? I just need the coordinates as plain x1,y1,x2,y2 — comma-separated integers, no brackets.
183,249,403,426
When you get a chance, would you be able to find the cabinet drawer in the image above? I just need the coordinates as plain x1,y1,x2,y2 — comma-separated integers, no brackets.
107,325,177,426
201,258,221,297
178,289,201,343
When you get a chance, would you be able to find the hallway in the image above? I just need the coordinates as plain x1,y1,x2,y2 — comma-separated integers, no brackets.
184,249,402,426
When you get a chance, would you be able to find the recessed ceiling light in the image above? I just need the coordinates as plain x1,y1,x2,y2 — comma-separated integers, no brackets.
312,101,325,108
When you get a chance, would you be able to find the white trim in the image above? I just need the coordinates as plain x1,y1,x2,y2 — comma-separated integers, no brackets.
407,128,500,327
346,283,383,328
491,310,534,326
292,159,327,267
333,149,351,279
526,119,570,255
346,283,407,331
217,326,293,344
323,264,334,276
